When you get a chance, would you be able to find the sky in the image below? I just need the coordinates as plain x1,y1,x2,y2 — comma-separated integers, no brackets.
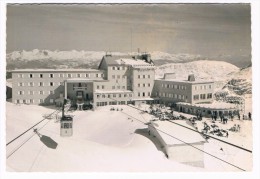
6,4,251,57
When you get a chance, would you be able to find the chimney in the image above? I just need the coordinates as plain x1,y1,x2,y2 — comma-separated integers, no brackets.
164,73,176,79
188,74,195,81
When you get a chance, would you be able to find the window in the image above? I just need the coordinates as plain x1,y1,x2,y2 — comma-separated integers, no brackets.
138,84,140,87
148,92,151,96
207,93,212,99
27,82,33,87
143,92,145,97
112,75,115,79
124,94,127,97
113,94,116,98
204,85,206,90
68,74,72,78
138,92,140,97
59,74,64,78
209,85,212,89
18,91,23,95
97,94,100,98
50,74,54,78
96,74,99,77
29,74,33,78
18,82,23,87
50,91,54,95
77,74,81,78
18,74,23,78
97,85,100,89
148,83,151,87
39,82,43,86
200,94,206,99
86,74,89,78
119,94,121,97
108,94,111,98
117,75,120,79
50,82,54,86
102,95,105,98
122,86,125,89
28,91,34,95
40,74,43,78
178,94,182,99
143,84,145,87
30,99,34,104
148,75,150,78
129,94,132,97
117,67,120,70
112,67,116,70
39,91,44,95
117,86,120,89
102,85,105,89
193,95,199,100
195,86,197,90
138,75,140,79
143,75,145,78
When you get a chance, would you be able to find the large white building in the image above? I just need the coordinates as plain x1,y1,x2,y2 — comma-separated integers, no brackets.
12,54,155,108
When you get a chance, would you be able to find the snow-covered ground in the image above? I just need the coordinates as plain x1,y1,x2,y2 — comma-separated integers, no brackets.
6,99,252,172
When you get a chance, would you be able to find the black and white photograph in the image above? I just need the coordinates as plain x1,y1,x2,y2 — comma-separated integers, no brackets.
1,0,260,178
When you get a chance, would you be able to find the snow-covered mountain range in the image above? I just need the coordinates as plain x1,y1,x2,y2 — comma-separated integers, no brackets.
6,50,252,95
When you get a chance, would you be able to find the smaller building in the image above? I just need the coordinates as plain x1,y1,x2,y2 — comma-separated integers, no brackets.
152,74,214,106
176,102,239,118
148,120,206,167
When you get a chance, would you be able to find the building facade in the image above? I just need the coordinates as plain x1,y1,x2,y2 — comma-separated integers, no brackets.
151,73,214,106
12,54,155,108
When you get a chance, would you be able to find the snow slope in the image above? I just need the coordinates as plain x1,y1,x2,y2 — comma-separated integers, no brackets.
155,60,239,81
6,102,252,172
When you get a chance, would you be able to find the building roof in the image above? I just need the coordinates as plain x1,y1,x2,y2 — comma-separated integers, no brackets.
155,78,214,84
95,90,133,94
101,55,154,66
65,78,106,83
150,120,205,145
177,102,237,110
12,69,103,73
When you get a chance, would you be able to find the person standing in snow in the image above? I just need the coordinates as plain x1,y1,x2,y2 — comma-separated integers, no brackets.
248,112,251,120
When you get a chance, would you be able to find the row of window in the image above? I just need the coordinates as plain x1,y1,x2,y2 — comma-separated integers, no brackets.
157,92,187,100
138,74,151,79
18,82,61,87
111,75,126,79
111,66,128,71
15,98,54,104
137,83,151,87
96,93,133,99
137,92,151,97
18,90,54,95
194,85,212,90
17,73,104,78
161,83,187,90
193,93,213,100
96,101,129,106
112,86,126,90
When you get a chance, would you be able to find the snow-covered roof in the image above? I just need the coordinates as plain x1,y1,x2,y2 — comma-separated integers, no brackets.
12,69,103,73
150,120,205,145
156,78,214,84
177,102,237,110
66,78,106,83
95,90,133,94
131,97,155,101
116,58,151,66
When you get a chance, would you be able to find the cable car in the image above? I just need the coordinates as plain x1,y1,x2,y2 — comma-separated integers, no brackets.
60,99,73,137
